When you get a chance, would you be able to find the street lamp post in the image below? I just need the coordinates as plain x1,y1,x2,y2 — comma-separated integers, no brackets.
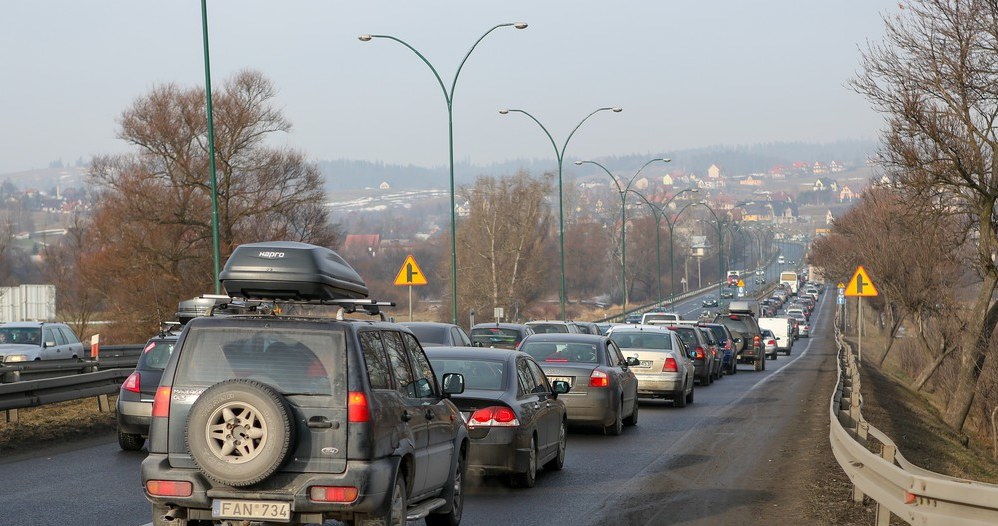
360,22,527,325
500,107,622,320
664,200,702,310
628,188,698,306
696,202,733,306
200,0,221,293
574,158,670,314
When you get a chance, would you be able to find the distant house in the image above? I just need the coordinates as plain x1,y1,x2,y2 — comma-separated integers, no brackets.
813,177,839,193
662,173,674,186
739,174,763,187
839,185,856,202
771,201,798,224
707,164,722,179
343,234,382,256
690,235,710,257
379,181,391,190
826,210,835,225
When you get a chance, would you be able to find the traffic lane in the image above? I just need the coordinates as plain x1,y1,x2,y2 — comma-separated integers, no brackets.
0,439,148,526
459,307,820,526
591,293,834,525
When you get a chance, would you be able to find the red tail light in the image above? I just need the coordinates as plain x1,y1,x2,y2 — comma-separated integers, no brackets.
589,369,610,388
348,392,371,423
151,386,171,418
694,347,705,359
767,340,777,346
309,486,359,503
469,406,519,427
753,336,761,349
122,371,141,393
663,357,678,372
146,480,192,497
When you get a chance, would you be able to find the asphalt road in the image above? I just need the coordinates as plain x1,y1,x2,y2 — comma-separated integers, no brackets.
0,244,830,526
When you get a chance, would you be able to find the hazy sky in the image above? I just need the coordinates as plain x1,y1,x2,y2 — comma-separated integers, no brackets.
1,1,899,175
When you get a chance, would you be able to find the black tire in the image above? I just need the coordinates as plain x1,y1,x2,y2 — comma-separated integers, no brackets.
368,474,407,526
118,430,145,451
686,385,695,405
754,356,764,372
605,403,624,436
185,379,295,487
674,387,687,408
544,421,567,471
510,436,538,488
623,399,638,427
729,360,738,375
426,450,465,526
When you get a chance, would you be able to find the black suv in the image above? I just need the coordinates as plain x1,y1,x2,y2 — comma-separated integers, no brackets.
712,301,765,372
141,242,469,526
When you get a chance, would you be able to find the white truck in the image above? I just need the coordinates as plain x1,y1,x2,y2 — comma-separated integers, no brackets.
758,316,794,356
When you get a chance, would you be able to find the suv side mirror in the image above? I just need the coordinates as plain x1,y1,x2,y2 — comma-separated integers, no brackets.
441,373,465,397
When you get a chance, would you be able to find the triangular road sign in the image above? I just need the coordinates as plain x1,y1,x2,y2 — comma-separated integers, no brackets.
844,265,878,297
394,255,428,286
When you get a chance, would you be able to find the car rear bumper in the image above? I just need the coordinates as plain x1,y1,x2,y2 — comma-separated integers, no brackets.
633,374,682,395
141,453,398,522
465,427,532,475
116,399,151,435
561,392,614,426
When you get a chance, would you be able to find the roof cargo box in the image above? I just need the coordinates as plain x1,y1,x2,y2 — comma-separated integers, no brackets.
220,241,369,300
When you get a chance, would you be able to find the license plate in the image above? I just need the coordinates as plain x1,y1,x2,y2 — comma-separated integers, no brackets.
212,499,291,522
637,360,653,368
548,376,573,387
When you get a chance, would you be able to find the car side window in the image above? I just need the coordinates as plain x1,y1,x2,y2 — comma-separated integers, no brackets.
51,327,68,346
383,331,417,398
402,332,437,398
607,341,625,366
359,331,392,390
525,359,550,394
516,359,537,397
43,327,58,346
60,327,80,345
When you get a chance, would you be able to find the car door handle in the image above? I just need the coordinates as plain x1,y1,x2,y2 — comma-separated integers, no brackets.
307,416,338,429
401,410,412,422
424,409,436,420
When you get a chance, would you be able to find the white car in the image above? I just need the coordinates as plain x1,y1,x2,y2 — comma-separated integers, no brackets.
607,325,696,408
0,322,85,362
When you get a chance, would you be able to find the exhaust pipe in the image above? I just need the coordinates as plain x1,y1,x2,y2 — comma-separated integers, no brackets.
162,506,181,522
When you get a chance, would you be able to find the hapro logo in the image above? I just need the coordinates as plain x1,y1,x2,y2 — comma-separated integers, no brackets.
258,251,285,259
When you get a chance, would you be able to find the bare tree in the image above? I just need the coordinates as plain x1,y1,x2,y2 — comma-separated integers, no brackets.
456,171,552,322
852,0,998,431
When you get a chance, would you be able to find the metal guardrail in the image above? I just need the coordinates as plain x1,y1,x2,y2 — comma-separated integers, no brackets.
830,316,998,525
0,344,142,383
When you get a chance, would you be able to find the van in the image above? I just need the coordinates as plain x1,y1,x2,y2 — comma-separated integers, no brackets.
641,312,681,325
758,316,794,356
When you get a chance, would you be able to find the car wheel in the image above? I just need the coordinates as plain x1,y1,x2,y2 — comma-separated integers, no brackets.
426,449,465,526
754,357,764,372
185,379,295,487
544,421,567,471
118,430,145,451
624,399,638,427
674,388,687,408
605,403,624,436
364,474,407,526
510,436,537,488
686,385,695,405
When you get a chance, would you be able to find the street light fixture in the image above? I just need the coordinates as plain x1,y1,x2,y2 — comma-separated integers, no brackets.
360,22,527,325
500,107,622,320
574,158,670,314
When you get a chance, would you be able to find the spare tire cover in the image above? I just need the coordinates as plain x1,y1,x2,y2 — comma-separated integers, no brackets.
186,379,295,487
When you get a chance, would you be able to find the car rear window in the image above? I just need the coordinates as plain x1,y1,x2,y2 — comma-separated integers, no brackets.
429,358,505,391
610,332,673,350
671,327,699,347
174,326,345,396
520,341,598,363
470,327,521,349
529,323,569,334
138,338,175,370
406,325,449,345
714,315,756,335
701,325,729,345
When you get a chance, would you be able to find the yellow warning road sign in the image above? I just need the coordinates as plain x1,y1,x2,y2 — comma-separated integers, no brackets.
844,266,878,297
394,255,428,286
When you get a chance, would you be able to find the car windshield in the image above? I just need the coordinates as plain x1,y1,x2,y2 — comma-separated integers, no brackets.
521,341,599,364
0,327,41,345
470,327,521,349
138,338,176,370
671,327,698,347
610,332,673,350
429,358,505,391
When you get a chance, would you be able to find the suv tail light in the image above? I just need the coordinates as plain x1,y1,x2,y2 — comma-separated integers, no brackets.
694,347,705,360
767,339,777,346
589,369,610,388
663,357,678,372
753,336,761,349
151,386,171,418
348,392,371,423
146,480,193,498
122,371,141,393
310,486,359,503
469,406,519,427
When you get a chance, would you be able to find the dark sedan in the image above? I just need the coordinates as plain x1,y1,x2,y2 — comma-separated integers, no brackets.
116,328,179,451
518,333,640,435
424,346,569,488
470,322,535,349
402,321,474,346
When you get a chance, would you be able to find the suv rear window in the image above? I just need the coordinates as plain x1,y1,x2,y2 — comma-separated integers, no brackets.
174,326,344,396
714,314,757,334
